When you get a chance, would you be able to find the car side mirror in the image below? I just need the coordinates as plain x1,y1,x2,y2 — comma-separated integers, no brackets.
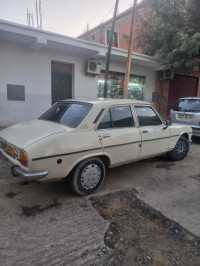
165,120,172,126
163,120,172,130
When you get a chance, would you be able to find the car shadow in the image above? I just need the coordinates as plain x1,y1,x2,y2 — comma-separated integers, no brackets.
39,178,76,198
192,136,200,145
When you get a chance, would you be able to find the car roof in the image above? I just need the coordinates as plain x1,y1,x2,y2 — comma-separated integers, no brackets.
178,97,200,100
60,98,150,107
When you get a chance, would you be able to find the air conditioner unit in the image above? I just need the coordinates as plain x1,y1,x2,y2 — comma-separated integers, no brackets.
163,69,174,79
87,60,101,74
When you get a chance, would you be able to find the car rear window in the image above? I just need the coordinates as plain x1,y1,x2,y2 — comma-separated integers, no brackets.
39,102,92,127
173,99,200,112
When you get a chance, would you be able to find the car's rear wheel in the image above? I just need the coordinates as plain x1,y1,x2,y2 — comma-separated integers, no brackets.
70,157,105,196
168,136,189,161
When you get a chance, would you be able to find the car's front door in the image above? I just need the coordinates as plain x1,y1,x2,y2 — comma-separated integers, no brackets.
96,105,141,166
134,105,171,158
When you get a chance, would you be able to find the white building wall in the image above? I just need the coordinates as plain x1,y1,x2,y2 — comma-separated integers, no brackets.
0,42,97,127
0,41,156,127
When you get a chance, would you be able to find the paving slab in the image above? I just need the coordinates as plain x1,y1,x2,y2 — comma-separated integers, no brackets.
0,174,110,265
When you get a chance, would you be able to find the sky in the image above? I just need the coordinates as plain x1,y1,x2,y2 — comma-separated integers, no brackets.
0,0,136,37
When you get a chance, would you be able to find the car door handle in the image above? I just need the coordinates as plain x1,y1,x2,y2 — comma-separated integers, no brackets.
102,134,111,138
142,130,148,133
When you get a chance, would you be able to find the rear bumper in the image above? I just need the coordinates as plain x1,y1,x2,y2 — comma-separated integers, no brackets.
0,151,48,181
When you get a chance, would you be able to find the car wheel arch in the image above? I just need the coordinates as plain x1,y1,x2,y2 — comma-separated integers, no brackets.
97,155,111,168
181,132,189,140
66,154,110,178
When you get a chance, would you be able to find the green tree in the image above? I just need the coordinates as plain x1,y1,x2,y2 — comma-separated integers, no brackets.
134,0,200,72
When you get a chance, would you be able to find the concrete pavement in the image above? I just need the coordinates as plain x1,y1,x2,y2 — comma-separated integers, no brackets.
100,138,200,237
0,137,200,265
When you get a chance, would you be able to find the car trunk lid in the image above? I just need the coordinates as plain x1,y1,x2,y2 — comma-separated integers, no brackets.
0,120,68,149
171,111,200,126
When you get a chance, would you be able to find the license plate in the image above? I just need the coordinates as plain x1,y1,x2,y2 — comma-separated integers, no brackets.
4,144,15,157
178,114,193,119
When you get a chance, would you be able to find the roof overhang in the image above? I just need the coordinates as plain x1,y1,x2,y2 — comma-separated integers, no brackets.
0,19,161,70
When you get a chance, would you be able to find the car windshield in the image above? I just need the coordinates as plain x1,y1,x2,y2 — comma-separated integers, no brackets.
39,102,92,127
173,99,200,112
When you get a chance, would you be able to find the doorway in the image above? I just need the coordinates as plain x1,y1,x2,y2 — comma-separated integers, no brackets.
51,62,73,105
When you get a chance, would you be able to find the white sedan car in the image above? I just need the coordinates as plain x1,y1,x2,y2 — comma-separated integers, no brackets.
0,99,192,195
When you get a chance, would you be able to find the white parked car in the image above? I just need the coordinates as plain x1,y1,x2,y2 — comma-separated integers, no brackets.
170,97,200,137
0,99,192,195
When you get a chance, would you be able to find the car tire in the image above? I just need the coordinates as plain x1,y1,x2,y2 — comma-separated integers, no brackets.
70,157,105,196
168,136,189,161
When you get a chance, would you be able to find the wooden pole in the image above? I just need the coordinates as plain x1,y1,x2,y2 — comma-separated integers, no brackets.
124,0,137,99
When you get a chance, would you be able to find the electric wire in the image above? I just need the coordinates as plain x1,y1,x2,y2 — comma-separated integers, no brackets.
101,6,114,23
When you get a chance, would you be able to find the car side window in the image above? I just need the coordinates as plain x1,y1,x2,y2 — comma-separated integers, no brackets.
110,106,134,128
97,105,134,129
97,109,112,129
134,106,162,126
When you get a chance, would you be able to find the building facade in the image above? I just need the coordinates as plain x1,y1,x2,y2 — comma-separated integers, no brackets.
79,3,200,118
0,20,159,127
78,6,136,52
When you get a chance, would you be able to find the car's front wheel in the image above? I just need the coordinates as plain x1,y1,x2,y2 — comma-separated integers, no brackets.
70,157,105,196
168,136,189,161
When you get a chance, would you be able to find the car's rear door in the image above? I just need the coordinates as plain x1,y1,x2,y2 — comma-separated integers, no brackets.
96,105,141,166
134,105,171,158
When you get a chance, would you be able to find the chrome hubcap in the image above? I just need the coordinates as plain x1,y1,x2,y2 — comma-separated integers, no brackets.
81,164,101,190
174,141,187,158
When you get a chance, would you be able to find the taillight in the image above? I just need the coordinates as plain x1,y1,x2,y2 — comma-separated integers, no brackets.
168,111,171,120
20,151,28,167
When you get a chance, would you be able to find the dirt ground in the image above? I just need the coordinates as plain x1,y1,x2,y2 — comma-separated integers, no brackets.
91,189,200,266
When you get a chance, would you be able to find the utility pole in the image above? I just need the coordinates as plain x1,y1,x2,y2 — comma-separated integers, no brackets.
124,0,137,99
103,0,119,98
36,0,39,28
39,0,42,29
